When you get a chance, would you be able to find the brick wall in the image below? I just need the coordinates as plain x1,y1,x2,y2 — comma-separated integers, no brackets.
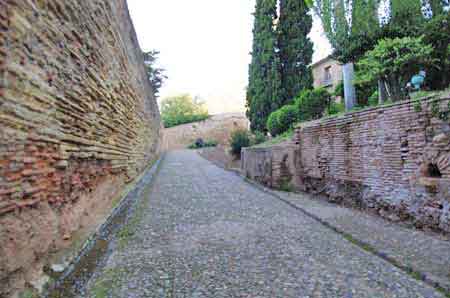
242,96,450,233
0,0,161,295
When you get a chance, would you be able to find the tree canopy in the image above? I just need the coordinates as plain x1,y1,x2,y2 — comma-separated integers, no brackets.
160,94,209,128
357,36,435,100
247,0,313,131
278,0,314,103
247,0,283,132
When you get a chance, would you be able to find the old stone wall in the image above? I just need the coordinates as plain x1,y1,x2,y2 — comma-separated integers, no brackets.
242,96,450,233
0,0,161,296
162,113,249,151
241,142,298,189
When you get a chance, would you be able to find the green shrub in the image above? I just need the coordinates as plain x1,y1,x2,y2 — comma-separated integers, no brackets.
333,81,344,98
368,90,379,106
355,80,378,106
422,13,450,90
230,129,251,157
357,36,435,101
257,129,294,147
187,138,218,149
326,101,345,115
251,131,267,146
267,110,282,137
277,105,298,132
334,79,377,107
295,88,331,122
195,138,204,148
161,94,209,128
267,105,297,137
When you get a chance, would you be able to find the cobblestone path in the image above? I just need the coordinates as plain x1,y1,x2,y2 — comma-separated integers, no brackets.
84,150,445,298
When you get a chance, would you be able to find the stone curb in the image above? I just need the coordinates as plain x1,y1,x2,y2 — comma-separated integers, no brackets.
44,154,165,297
198,153,450,296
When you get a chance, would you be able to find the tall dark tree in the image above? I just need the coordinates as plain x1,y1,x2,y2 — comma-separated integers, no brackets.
143,50,167,98
246,0,283,132
313,0,381,108
278,0,314,103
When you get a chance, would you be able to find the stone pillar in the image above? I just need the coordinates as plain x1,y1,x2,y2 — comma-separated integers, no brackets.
343,62,356,110
378,80,388,104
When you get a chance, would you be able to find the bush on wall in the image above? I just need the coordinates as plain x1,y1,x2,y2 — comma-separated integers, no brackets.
266,88,332,136
230,129,251,157
251,131,267,145
267,105,297,136
295,88,332,122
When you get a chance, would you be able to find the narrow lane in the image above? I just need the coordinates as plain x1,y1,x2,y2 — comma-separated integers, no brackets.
84,150,444,297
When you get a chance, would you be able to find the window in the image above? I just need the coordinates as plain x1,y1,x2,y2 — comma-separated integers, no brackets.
324,66,332,82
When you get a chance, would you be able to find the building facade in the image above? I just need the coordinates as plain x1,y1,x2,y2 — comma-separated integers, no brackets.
311,56,343,100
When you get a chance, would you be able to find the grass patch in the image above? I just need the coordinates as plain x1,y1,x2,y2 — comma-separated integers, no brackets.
410,90,440,101
89,268,123,298
117,193,147,250
342,233,375,253
19,289,39,298
278,180,295,192
116,163,157,250
252,130,294,148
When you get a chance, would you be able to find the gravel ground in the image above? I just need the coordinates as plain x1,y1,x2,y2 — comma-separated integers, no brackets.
272,190,450,292
197,146,240,170
83,150,446,298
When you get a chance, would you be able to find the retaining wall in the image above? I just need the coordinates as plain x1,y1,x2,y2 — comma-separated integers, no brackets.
242,96,450,233
0,0,161,296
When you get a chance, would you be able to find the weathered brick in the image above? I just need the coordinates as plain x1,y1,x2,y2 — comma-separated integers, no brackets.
0,0,162,296
243,97,450,233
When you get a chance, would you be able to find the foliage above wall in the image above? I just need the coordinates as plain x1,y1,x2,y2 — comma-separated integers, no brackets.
278,0,314,102
267,105,298,137
143,50,167,98
266,88,332,136
313,0,450,92
246,0,283,132
160,94,209,128
313,0,380,63
357,37,435,101
229,129,267,157
246,0,313,132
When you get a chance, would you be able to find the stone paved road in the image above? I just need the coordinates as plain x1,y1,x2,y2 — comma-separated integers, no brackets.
84,150,445,298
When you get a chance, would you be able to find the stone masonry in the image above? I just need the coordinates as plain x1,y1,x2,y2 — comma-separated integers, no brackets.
241,142,299,189
242,96,450,233
0,0,161,296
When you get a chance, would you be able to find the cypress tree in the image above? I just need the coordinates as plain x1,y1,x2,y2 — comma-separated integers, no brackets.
246,0,283,132
278,0,314,103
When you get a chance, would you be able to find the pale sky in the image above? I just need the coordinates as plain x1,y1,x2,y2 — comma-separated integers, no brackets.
128,1,332,114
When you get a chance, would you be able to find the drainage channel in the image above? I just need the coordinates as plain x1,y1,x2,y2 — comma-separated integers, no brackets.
45,156,164,298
